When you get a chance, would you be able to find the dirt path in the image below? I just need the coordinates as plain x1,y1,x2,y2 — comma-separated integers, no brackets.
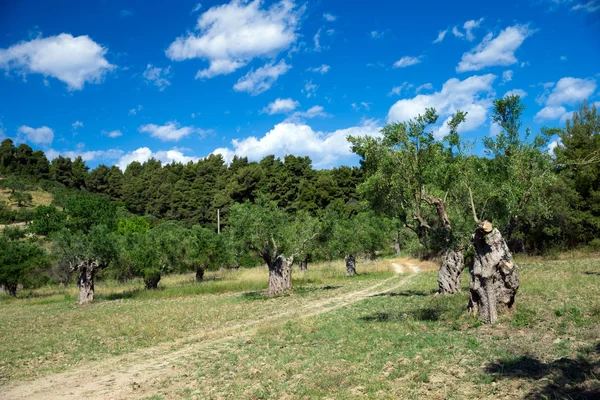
3,261,421,400
407,263,421,273
391,262,404,274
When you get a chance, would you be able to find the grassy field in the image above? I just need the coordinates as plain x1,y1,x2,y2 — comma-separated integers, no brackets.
1,255,599,399
0,187,54,210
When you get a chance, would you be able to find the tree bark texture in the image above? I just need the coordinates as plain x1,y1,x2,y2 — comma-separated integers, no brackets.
144,273,161,290
195,267,205,282
298,258,308,272
345,254,357,276
267,255,293,296
77,261,97,304
438,249,465,294
394,232,401,256
468,221,520,324
6,283,17,297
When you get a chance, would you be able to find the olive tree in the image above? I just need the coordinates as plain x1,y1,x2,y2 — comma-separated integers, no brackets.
229,196,318,296
0,235,48,296
187,226,230,281
349,108,468,292
52,225,118,304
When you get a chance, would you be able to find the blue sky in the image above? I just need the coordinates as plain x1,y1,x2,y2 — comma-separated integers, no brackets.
0,0,598,169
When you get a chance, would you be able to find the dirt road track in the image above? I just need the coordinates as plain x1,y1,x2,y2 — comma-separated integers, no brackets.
3,261,421,400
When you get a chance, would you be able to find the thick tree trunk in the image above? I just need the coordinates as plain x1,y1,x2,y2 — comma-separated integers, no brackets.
144,273,161,290
6,283,17,297
77,262,96,304
345,254,357,276
468,221,520,324
267,255,293,296
438,249,465,294
298,257,308,272
195,267,205,282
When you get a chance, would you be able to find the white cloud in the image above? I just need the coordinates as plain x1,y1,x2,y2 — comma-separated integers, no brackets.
102,129,123,138
117,147,199,171
547,138,562,154
452,26,464,38
139,121,201,142
490,121,502,137
313,28,322,51
17,125,54,145
451,18,484,41
323,12,337,21
505,89,528,98
534,77,597,122
119,9,133,18
388,82,414,96
212,119,381,168
560,55,567,61
416,83,433,93
191,3,202,13
166,0,302,79
387,74,497,138
262,98,300,114
393,56,421,68
433,29,448,43
546,77,597,106
351,102,372,111
143,64,171,91
535,106,567,122
371,31,384,39
287,105,330,120
302,80,318,98
463,18,484,41
307,64,330,74
502,70,514,83
72,121,83,129
0,33,115,90
233,59,290,95
129,105,143,115
46,147,123,163
457,25,533,72
572,0,600,12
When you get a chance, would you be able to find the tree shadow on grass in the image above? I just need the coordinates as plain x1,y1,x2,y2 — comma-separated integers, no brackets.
583,271,600,276
359,307,445,322
485,343,600,399
369,289,433,298
241,291,268,301
243,285,344,301
295,285,343,294
101,289,142,301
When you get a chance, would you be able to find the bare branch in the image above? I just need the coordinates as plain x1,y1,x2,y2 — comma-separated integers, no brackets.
467,184,479,223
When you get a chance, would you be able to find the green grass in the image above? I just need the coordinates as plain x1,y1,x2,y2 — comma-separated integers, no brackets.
0,258,394,384
1,256,599,399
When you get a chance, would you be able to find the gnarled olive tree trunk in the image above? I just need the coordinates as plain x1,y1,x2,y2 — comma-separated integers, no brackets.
438,249,465,294
298,257,308,272
345,254,356,276
76,261,98,304
5,283,18,297
421,194,466,295
267,255,293,296
468,221,520,324
394,231,401,255
144,273,161,289
196,267,205,282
